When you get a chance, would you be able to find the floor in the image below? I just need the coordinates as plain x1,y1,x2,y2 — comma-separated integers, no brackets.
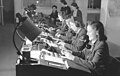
0,23,23,76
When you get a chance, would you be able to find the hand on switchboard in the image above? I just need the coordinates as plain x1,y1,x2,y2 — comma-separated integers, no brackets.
63,50,75,61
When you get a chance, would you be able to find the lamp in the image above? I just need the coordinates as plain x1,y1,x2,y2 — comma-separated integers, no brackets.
14,13,42,56
18,18,42,41
14,13,42,64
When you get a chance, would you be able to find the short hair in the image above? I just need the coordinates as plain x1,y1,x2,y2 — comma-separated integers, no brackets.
52,5,57,9
71,3,79,9
90,21,107,41
60,0,67,5
30,4,36,10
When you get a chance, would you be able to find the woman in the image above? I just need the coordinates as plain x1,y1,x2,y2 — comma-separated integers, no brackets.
64,23,87,52
71,3,83,27
60,0,72,19
49,5,58,26
64,21,110,76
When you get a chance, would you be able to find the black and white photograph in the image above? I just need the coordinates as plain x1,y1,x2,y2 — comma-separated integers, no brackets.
0,0,120,76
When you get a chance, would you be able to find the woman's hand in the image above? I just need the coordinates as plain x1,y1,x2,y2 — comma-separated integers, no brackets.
64,51,75,61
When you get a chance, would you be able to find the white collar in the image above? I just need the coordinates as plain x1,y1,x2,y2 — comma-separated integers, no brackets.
73,10,77,17
91,38,97,45
76,28,81,34
64,5,68,7
74,9,77,13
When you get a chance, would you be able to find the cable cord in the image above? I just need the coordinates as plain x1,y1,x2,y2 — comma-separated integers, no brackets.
13,23,23,55
16,30,25,42
13,22,36,64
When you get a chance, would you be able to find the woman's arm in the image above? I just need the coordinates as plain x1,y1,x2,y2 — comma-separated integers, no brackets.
73,42,107,70
66,41,108,71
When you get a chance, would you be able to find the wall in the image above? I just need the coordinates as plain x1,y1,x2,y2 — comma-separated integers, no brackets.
99,0,120,57
3,0,14,23
106,17,120,57
100,0,109,26
14,0,23,14
104,0,120,57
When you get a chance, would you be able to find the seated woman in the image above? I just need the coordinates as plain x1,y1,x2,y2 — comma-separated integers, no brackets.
24,4,37,19
60,0,72,19
58,25,72,42
64,23,87,52
59,14,77,42
64,21,110,76
71,3,84,27
49,5,58,27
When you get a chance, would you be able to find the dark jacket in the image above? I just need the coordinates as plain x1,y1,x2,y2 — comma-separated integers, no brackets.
49,11,58,26
67,40,110,76
64,28,87,52
73,9,83,26
50,11,58,20
60,6,72,19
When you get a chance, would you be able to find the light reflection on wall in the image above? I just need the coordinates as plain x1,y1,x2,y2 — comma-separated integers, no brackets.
23,0,53,8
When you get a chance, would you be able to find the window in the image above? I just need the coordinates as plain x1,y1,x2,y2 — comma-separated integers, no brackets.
87,0,101,22
88,0,101,9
